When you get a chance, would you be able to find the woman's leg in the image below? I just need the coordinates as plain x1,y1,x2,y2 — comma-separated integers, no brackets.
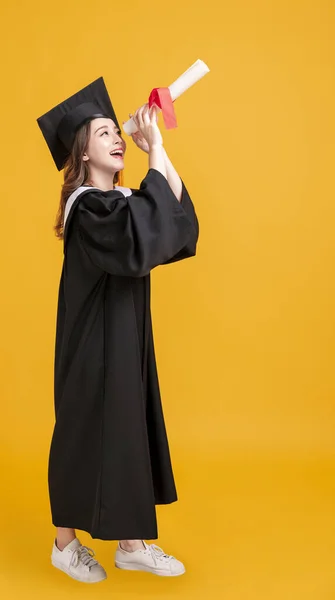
56,527,76,550
119,539,145,551
56,529,144,552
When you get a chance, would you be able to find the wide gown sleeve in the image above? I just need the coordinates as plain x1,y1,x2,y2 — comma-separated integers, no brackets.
77,168,198,278
161,178,199,265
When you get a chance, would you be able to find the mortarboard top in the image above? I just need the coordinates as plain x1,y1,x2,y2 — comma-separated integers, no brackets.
36,77,120,171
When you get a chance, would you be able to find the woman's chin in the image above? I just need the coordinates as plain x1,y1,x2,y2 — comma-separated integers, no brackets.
110,156,125,168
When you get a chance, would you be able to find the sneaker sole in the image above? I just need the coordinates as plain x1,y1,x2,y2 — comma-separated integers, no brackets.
51,558,107,583
115,559,185,577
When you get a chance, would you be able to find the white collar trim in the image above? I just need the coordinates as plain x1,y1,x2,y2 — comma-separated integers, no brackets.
64,185,132,228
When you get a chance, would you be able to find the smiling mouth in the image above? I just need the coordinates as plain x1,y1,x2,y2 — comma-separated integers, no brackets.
110,151,124,159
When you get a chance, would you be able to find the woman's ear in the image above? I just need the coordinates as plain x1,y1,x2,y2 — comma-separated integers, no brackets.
83,152,89,162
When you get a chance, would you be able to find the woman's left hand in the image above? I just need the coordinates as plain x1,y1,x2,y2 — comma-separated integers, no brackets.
131,130,150,153
123,113,150,154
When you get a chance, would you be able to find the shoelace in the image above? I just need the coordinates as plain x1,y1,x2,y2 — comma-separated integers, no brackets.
148,544,174,565
69,545,99,570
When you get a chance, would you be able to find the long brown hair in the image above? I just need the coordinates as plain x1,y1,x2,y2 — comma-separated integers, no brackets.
54,120,124,240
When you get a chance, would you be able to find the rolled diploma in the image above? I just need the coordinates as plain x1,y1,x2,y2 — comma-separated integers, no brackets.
122,59,210,135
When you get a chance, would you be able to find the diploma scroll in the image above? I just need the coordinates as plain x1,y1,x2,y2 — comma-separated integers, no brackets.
122,59,210,136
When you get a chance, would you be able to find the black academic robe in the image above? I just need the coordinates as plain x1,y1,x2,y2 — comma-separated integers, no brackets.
48,168,199,540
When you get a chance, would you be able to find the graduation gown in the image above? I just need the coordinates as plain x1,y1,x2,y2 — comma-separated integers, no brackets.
48,167,199,540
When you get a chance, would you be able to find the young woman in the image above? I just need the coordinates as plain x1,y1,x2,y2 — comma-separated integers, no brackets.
37,78,199,583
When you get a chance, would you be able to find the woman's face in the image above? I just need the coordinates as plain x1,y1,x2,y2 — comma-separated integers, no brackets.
83,117,126,173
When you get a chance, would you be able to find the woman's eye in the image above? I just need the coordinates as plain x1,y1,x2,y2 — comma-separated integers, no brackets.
101,130,122,136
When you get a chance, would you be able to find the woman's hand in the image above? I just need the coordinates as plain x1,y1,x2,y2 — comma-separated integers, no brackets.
131,104,163,151
130,128,150,154
123,112,150,153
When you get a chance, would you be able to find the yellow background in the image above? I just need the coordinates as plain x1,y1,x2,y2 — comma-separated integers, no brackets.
0,0,334,597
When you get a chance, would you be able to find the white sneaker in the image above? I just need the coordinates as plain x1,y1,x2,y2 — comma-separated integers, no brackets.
51,537,107,583
115,541,186,577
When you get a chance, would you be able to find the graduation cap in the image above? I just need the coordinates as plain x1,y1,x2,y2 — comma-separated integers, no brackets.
37,77,120,171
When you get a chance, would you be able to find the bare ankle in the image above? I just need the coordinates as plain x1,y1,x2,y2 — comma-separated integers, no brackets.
120,539,145,552
56,527,76,551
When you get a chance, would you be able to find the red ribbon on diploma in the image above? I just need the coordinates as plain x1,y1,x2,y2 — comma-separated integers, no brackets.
148,87,177,130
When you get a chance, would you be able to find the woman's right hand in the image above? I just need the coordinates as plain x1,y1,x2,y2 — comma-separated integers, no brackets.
132,103,163,150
